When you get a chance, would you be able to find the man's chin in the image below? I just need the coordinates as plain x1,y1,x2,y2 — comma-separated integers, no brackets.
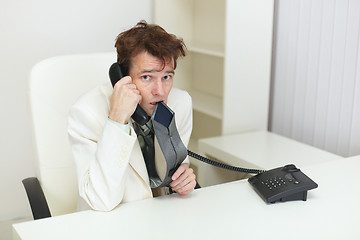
142,106,153,117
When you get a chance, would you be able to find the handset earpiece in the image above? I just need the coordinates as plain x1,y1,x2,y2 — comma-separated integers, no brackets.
109,62,125,87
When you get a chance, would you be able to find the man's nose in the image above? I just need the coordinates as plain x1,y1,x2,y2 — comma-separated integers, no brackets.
152,79,165,96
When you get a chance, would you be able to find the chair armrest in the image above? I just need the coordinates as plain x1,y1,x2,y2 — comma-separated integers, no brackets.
22,177,51,220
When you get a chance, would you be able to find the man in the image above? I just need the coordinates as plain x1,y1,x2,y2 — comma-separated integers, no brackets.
68,21,196,211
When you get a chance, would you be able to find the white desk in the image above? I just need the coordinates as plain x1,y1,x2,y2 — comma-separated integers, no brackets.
13,156,360,240
198,131,343,169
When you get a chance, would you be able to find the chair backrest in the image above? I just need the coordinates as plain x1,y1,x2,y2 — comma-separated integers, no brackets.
28,52,117,216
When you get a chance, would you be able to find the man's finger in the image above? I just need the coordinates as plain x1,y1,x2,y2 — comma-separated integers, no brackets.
114,76,132,88
174,177,196,195
171,163,187,181
170,167,194,190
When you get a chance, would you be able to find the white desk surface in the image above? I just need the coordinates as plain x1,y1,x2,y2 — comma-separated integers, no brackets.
13,156,360,240
198,131,343,170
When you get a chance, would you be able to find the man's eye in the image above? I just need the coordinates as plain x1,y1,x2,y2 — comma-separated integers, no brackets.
163,75,172,81
142,75,150,81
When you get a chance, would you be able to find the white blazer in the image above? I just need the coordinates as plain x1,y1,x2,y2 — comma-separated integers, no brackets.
68,82,193,211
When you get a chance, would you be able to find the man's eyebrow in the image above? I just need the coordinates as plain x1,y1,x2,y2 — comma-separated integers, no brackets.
165,70,175,74
138,69,175,75
139,69,153,74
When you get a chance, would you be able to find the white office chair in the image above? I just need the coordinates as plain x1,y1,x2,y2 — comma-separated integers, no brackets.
24,52,117,219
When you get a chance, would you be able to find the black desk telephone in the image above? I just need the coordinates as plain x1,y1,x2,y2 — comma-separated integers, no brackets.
108,62,318,203
248,164,318,203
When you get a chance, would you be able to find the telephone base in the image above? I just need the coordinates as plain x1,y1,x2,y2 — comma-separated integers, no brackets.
248,164,318,204
273,190,308,203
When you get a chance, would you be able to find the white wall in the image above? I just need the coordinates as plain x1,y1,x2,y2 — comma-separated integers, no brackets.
0,0,152,221
270,0,360,157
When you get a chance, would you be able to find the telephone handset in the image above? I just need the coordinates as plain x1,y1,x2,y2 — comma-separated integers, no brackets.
109,63,150,126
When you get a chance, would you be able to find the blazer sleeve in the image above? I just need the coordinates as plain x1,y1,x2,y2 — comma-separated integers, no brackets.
68,97,137,211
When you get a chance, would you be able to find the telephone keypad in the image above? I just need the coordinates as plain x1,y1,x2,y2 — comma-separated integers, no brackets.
261,177,287,190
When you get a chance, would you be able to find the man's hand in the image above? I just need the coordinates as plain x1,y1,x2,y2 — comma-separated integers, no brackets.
170,163,196,195
109,76,141,124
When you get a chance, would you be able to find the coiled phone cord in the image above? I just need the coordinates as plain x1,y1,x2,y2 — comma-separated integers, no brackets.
187,150,265,175
144,121,264,174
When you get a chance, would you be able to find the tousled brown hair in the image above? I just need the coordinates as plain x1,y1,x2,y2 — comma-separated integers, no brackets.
115,20,186,74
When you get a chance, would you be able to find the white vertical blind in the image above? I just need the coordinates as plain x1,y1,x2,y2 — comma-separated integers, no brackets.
270,0,360,157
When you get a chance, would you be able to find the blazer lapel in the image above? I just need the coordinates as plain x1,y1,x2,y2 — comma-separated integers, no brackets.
128,126,150,186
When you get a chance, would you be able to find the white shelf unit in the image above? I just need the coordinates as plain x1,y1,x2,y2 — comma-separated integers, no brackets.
153,0,274,139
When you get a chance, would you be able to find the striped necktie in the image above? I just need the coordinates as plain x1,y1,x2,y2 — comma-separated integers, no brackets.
132,120,161,188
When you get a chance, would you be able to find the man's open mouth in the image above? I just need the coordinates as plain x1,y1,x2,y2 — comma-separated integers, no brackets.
150,101,163,105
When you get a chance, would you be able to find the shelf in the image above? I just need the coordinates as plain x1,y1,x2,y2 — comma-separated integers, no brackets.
187,41,225,58
188,89,222,119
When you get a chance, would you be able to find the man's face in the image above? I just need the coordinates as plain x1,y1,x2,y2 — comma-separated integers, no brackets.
129,51,174,116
